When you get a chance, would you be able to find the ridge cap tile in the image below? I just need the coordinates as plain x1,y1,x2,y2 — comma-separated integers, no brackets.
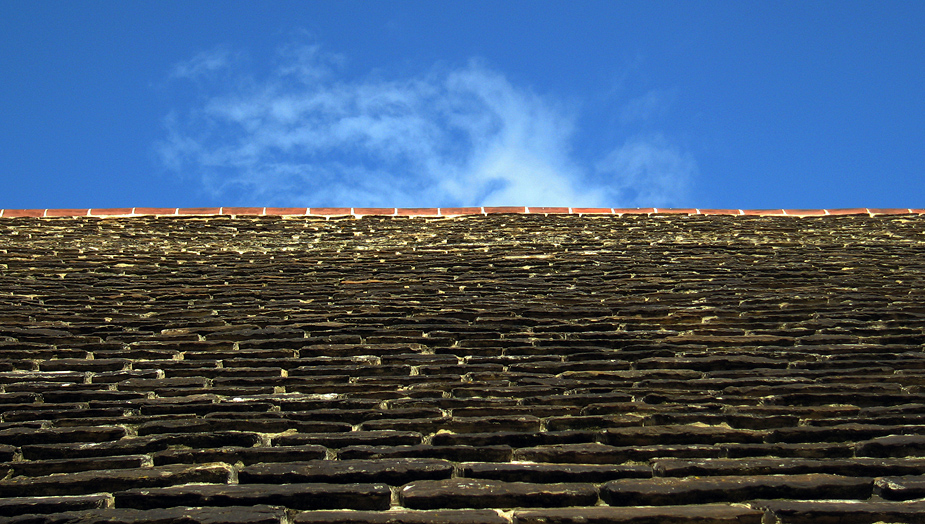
1,206,921,218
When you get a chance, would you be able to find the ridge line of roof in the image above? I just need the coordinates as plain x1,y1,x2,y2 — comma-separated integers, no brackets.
0,207,922,219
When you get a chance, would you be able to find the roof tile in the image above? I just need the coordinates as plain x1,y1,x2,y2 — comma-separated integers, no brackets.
440,207,483,215
483,206,527,214
1,209,46,217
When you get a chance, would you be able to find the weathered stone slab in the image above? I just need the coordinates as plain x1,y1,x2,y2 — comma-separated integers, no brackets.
544,415,644,431
874,475,925,500
152,445,327,466
441,416,542,433
115,483,390,511
513,504,764,524
358,418,448,433
3,454,148,477
751,499,925,524
0,494,112,517
0,463,233,497
273,430,422,448
0,426,126,446
240,459,453,484
288,407,443,424
461,462,651,483
512,442,629,464
767,423,922,443
0,444,16,462
514,442,722,463
138,417,351,435
856,434,925,457
293,510,509,523
601,474,871,506
21,432,261,460
400,478,598,509
653,457,925,477
602,425,766,446
337,444,512,462
3,505,287,523
431,430,594,448
721,442,854,459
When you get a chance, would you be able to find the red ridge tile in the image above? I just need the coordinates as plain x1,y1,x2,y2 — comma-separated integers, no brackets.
783,209,827,216
44,209,90,217
2,209,46,217
440,207,483,215
352,208,397,216
397,208,440,216
483,206,527,214
572,208,614,214
527,207,570,214
134,207,178,215
264,207,308,215
89,208,134,216
308,208,352,216
699,209,742,215
655,208,698,215
911,209,925,214
178,207,221,215
222,207,265,215
611,208,655,214
825,208,868,215
742,209,785,216
868,208,911,215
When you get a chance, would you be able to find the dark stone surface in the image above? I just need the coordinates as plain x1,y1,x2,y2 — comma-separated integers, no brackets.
293,510,510,524
115,483,391,511
0,444,17,462
273,431,422,448
400,478,598,509
856,434,925,457
336,444,512,462
0,463,233,497
461,462,652,483
750,499,925,524
239,458,454,484
152,445,327,466
601,474,872,506
602,425,766,446
21,432,262,460
513,505,765,524
653,458,925,477
2,455,148,477
3,505,287,524
873,475,925,500
0,427,126,446
0,494,112,517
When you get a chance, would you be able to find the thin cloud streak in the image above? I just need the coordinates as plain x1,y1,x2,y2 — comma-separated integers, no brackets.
169,48,234,80
158,46,695,207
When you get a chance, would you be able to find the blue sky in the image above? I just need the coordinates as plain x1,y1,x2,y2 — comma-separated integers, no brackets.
2,1,923,209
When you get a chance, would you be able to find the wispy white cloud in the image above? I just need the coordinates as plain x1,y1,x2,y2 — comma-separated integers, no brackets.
158,45,696,207
169,48,235,80
596,136,694,207
620,88,678,125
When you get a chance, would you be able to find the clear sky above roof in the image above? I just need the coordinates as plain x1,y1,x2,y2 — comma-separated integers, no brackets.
2,1,923,210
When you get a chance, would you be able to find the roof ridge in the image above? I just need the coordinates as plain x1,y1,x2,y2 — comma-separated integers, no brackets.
0,207,922,218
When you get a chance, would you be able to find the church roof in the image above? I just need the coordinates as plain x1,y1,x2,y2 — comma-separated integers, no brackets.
1,208,924,523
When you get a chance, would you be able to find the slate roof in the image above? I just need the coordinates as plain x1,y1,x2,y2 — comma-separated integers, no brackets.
0,208,924,523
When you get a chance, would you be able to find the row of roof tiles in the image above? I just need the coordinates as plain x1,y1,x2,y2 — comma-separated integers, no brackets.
1,207,923,218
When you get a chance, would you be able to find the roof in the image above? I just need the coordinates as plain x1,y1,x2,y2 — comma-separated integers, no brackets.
1,209,924,523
